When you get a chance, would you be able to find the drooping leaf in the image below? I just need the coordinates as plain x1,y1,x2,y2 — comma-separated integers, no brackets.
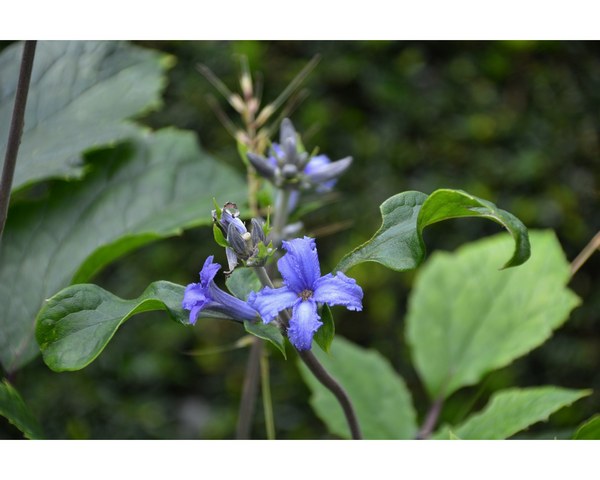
406,230,580,400
313,304,335,353
36,281,229,372
435,387,590,440
0,379,44,439
0,129,246,372
0,41,172,191
336,189,530,273
573,415,600,440
298,336,418,439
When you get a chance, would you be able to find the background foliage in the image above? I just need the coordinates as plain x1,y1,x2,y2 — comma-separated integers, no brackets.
1,41,598,439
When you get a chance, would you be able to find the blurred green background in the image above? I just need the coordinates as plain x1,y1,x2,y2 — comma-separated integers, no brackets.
1,41,599,439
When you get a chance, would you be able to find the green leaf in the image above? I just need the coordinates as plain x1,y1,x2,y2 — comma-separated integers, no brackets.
226,268,287,357
244,321,286,359
0,41,172,191
225,268,263,300
0,129,246,372
298,336,418,439
313,304,335,353
443,387,590,440
336,189,530,273
406,230,580,400
35,281,215,372
0,379,44,439
573,415,600,439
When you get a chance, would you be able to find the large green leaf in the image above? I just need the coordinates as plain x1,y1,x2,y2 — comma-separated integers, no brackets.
0,41,172,191
298,336,418,439
36,281,211,372
336,189,530,273
0,379,44,439
435,387,590,440
0,128,246,372
573,415,600,440
406,230,580,400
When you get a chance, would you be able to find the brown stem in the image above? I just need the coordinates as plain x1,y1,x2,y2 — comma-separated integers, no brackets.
0,40,37,239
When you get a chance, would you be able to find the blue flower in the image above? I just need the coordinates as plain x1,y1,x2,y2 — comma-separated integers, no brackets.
183,256,258,324
248,237,363,351
246,118,352,191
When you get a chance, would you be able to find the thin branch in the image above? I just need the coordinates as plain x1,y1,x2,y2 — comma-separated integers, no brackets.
298,349,362,440
570,230,600,277
235,337,263,439
0,40,37,240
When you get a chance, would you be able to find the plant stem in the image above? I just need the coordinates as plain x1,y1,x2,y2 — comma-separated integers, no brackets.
272,188,291,244
254,265,362,440
260,349,276,440
416,397,444,439
570,230,600,277
0,40,37,240
297,349,362,440
235,337,263,439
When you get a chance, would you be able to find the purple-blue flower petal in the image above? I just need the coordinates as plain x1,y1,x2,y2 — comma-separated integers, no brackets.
199,256,220,286
248,285,298,324
277,237,321,293
305,156,352,186
288,299,322,351
313,271,364,311
182,256,258,324
304,155,336,191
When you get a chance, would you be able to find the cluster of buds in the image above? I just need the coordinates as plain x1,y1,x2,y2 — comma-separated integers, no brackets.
212,202,273,272
246,118,352,192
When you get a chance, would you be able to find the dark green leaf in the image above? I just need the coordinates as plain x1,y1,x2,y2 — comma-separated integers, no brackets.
228,269,286,357
298,336,418,439
313,304,335,353
336,189,530,272
35,281,219,372
336,191,427,272
0,129,246,372
437,387,590,440
407,230,580,399
0,379,44,439
225,268,262,300
0,41,172,191
244,321,286,358
573,415,600,439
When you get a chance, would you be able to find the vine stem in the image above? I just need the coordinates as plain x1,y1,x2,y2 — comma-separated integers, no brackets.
254,266,363,440
0,41,37,240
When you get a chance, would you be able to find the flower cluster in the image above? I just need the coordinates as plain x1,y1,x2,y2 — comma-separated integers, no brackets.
183,237,363,351
246,118,352,193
